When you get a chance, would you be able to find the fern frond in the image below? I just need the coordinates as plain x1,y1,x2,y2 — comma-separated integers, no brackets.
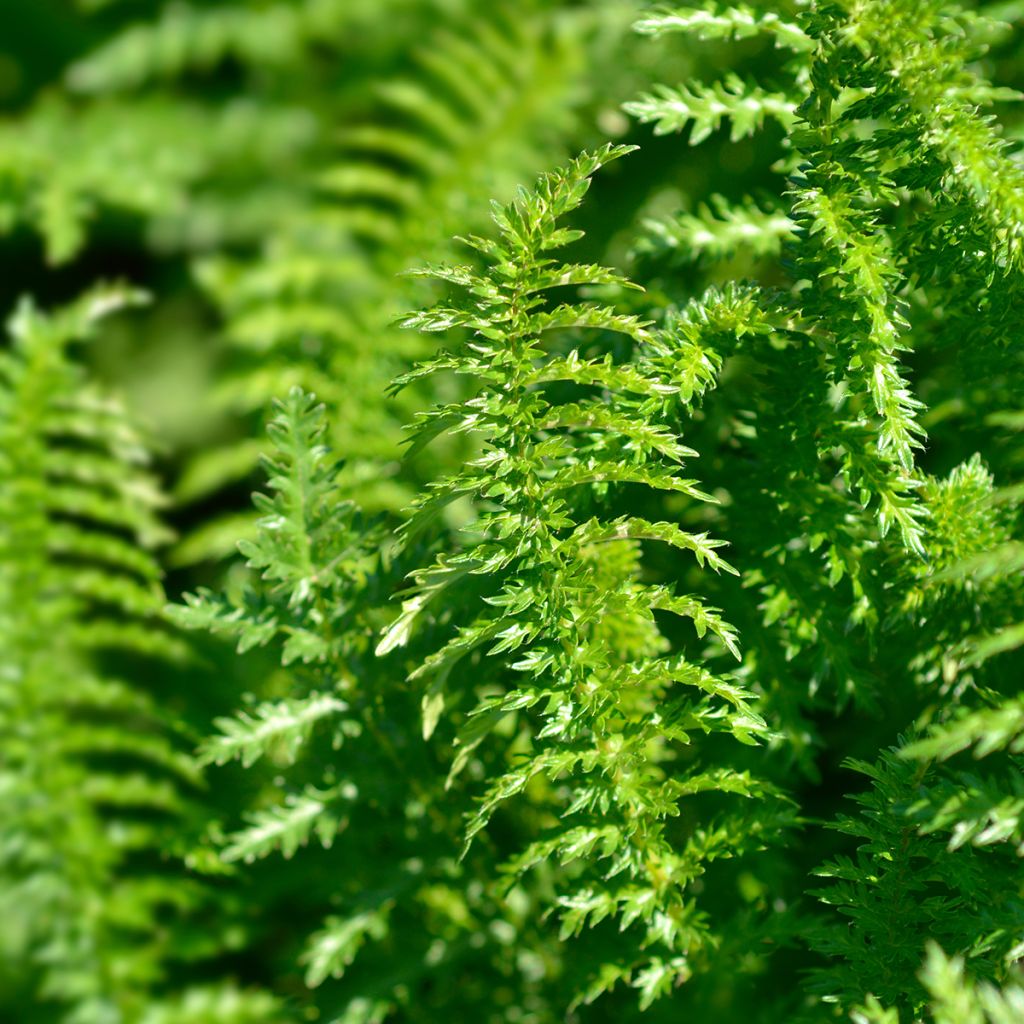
840,0,1024,269
199,694,349,768
918,943,1024,1024
635,193,796,265
172,388,381,682
386,146,783,1004
624,75,798,142
635,3,814,52
810,750,1024,1016
223,787,350,862
907,702,1024,763
172,389,417,1000
302,902,395,988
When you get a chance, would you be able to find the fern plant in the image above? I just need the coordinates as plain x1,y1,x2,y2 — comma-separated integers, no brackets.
0,97,319,265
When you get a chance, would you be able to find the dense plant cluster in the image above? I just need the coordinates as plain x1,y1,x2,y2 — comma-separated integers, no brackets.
1,1,1023,1022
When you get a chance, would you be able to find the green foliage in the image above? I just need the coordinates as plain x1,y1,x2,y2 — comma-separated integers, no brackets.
809,750,1024,1017
64,0,399,94
0,98,317,264
918,944,1024,1024
634,193,796,266
4,0,1024,1021
853,944,1024,1024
